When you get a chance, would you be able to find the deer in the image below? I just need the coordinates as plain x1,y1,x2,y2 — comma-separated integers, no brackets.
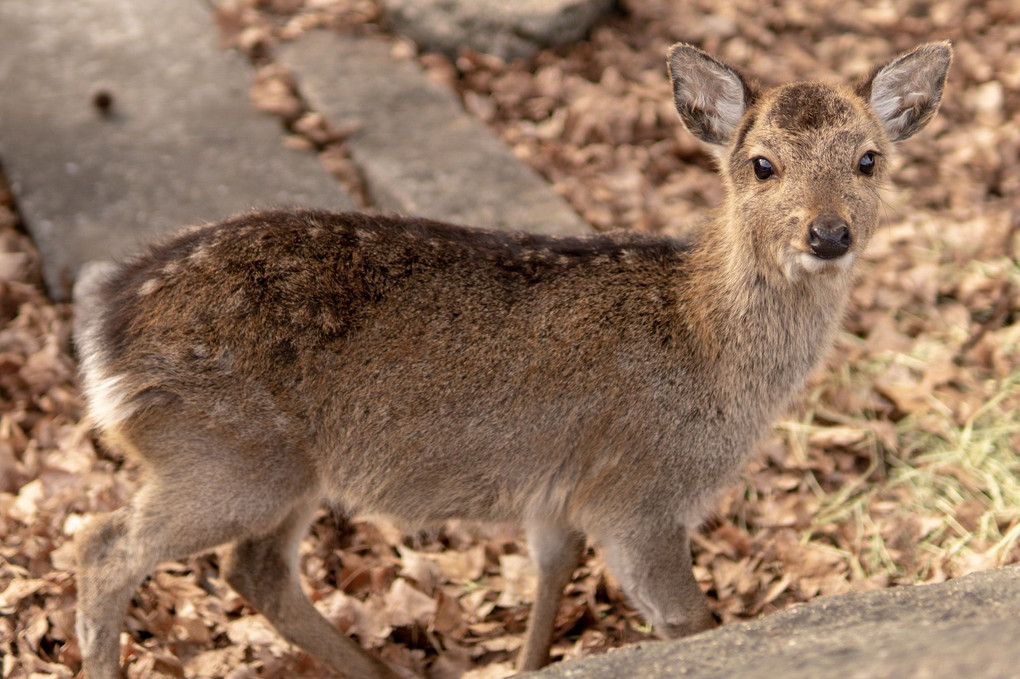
72,41,951,678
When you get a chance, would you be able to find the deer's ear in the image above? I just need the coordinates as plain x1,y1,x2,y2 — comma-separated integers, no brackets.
668,44,757,147
857,41,952,142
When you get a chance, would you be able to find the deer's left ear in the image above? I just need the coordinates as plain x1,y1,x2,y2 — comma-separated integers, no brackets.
857,41,953,142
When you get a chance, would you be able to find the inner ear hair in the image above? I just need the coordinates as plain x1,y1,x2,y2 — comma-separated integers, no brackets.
668,44,758,147
857,41,953,142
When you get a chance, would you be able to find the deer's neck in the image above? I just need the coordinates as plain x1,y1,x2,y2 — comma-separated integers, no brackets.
681,222,852,410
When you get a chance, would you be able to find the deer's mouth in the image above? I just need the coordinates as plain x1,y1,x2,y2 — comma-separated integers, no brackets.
802,250,854,269
783,248,855,282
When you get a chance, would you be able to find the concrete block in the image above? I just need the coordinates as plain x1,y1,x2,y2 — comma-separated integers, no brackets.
0,0,352,299
277,32,589,237
523,565,1020,679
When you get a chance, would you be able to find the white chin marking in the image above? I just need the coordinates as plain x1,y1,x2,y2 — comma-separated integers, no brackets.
785,251,855,281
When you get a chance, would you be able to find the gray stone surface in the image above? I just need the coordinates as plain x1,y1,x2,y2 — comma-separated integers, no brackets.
277,32,589,236
523,565,1020,679
0,0,352,300
381,0,617,61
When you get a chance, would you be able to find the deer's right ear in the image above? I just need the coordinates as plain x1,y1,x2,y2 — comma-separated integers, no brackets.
668,44,756,147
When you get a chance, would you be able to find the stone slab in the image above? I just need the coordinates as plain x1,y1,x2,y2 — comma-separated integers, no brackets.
380,0,617,61
0,0,352,300
523,565,1020,679
277,32,589,236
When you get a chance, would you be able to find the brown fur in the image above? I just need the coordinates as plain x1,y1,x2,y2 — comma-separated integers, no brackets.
74,42,951,678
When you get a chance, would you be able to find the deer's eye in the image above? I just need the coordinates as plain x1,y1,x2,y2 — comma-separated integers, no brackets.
752,157,774,181
858,152,877,176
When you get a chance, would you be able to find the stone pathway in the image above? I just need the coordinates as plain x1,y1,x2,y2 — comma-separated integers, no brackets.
523,565,1020,679
0,0,594,301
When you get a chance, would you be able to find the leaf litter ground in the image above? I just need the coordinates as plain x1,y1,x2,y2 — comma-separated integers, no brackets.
2,0,1019,676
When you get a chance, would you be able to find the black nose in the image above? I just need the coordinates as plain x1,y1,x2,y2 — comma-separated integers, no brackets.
808,215,851,259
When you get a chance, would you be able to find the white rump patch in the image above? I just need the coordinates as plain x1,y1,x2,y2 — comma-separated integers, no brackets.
83,371,134,431
78,348,136,432
74,264,139,432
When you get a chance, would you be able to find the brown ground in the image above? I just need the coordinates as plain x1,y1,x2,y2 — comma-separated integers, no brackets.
1,1,1018,677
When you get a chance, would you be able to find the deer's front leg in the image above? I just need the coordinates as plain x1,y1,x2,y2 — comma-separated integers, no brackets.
600,521,716,639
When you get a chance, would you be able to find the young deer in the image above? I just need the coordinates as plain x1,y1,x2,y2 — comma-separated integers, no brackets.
74,42,951,678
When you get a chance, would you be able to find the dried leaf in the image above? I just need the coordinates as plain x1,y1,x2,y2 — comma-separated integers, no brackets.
494,554,536,608
383,578,436,628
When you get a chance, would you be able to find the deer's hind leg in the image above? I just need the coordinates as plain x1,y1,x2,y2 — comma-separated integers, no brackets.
75,432,319,679
517,522,587,671
221,504,399,679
